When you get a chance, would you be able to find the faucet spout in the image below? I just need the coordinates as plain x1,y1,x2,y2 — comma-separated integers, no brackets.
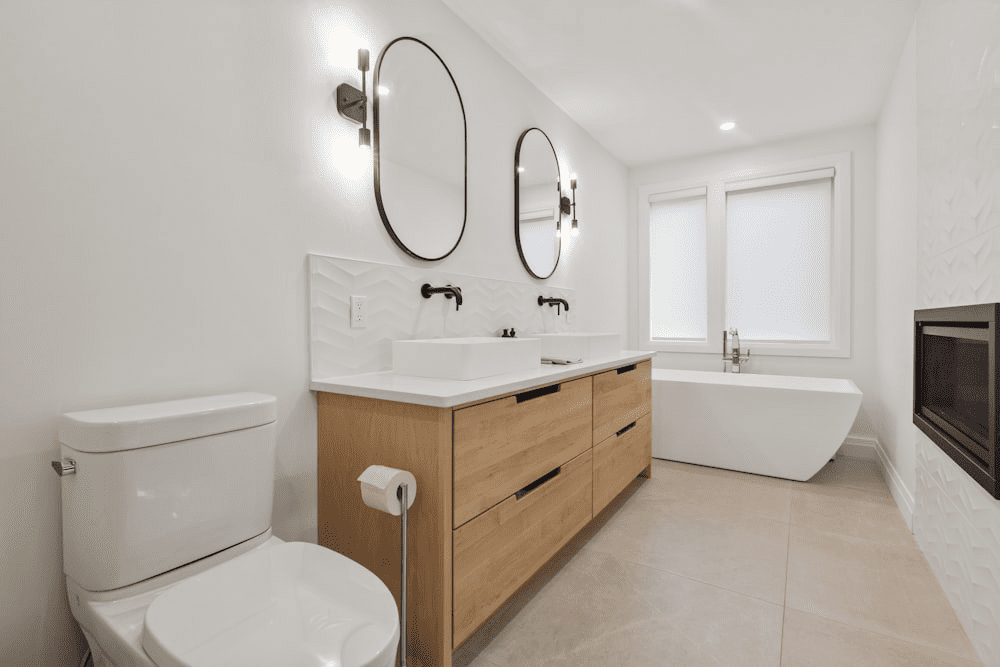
421,283,463,311
538,296,570,315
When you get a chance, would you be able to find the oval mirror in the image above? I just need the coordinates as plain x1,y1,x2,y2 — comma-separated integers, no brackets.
515,128,562,279
373,37,467,261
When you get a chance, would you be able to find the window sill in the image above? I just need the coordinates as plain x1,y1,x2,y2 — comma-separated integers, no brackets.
643,340,850,358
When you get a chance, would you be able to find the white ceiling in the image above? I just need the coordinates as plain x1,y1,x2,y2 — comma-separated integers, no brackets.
441,0,919,167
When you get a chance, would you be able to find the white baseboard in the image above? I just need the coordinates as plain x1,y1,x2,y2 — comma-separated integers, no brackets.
874,439,915,529
838,435,879,460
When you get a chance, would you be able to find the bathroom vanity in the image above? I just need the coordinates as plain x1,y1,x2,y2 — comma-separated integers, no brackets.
313,354,652,667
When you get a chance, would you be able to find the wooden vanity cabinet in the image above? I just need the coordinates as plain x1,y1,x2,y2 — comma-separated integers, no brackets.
592,361,653,514
317,359,652,667
453,449,593,644
453,377,592,528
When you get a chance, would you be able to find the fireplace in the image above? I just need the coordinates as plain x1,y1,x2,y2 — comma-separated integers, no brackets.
914,303,999,498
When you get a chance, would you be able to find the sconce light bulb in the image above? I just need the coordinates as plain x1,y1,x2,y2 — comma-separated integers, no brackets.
359,127,371,147
571,219,579,237
570,173,577,189
377,85,390,96
358,49,370,72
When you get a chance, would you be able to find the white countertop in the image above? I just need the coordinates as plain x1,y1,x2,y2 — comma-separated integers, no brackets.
310,351,654,408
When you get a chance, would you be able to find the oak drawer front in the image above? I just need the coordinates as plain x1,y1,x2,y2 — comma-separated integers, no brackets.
593,415,652,515
593,360,651,442
453,377,592,528
453,450,593,646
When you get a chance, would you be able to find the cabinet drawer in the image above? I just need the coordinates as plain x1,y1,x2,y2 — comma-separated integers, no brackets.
593,360,651,442
453,377,592,528
453,449,592,646
593,414,652,515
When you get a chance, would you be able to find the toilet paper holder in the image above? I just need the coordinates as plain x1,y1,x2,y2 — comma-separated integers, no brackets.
358,466,415,667
397,482,409,667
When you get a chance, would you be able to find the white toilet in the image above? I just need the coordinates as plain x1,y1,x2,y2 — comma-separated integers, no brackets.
56,392,399,667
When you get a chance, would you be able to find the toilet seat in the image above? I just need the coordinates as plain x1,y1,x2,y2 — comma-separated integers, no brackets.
141,541,399,667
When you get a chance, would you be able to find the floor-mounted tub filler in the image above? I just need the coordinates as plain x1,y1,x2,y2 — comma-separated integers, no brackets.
651,369,863,481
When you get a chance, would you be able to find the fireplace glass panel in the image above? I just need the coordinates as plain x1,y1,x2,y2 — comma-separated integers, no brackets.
921,333,989,459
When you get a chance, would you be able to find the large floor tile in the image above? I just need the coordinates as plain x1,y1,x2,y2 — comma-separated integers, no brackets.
785,526,979,661
656,458,789,488
789,488,914,547
780,608,982,666
469,548,784,667
789,457,892,498
583,492,790,604
635,461,792,523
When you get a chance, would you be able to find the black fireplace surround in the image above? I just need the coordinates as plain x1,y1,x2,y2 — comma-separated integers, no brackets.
914,303,1000,498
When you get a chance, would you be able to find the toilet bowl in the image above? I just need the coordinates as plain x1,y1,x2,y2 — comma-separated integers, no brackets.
56,393,398,667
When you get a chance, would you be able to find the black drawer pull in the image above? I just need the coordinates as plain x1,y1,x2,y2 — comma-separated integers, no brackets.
616,363,637,375
516,383,560,403
515,466,561,499
616,421,637,437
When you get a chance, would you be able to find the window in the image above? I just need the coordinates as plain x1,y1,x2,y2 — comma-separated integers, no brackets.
649,188,708,341
637,153,851,358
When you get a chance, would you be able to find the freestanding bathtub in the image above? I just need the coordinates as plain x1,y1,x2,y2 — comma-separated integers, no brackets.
652,369,863,481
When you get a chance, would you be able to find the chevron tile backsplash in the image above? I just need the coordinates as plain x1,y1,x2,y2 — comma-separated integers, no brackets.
308,253,575,380
914,3,1000,664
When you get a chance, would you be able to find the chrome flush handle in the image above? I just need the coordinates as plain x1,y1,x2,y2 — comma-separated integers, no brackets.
51,458,76,476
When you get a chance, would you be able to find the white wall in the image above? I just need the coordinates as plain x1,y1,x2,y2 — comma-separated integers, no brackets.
872,23,918,518
628,126,880,440
0,1,628,663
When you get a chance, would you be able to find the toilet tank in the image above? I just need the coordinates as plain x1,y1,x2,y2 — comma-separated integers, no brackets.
58,393,277,592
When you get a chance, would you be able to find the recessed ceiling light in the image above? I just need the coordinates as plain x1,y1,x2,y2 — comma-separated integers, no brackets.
720,121,736,131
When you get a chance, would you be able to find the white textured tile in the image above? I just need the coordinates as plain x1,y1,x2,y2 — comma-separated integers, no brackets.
914,434,1000,666
308,253,574,380
914,3,1000,663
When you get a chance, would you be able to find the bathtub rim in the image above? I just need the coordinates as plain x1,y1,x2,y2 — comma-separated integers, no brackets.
651,368,861,395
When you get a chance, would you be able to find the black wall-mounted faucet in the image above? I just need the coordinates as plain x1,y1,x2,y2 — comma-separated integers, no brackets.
421,283,463,311
538,296,570,315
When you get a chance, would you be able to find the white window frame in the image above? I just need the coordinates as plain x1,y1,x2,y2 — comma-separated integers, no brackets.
637,152,852,358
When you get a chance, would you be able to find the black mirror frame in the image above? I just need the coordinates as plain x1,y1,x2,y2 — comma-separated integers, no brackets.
373,36,468,262
514,127,562,280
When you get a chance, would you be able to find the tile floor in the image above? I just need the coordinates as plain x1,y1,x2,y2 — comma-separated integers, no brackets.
455,457,982,667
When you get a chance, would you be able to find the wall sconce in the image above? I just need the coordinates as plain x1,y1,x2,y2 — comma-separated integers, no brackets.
336,48,371,147
559,174,579,237
570,174,578,237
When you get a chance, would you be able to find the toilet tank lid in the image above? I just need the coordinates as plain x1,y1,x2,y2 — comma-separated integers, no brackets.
58,393,277,453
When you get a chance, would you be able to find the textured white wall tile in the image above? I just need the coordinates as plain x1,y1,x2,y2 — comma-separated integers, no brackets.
308,254,575,379
914,433,1000,665
918,228,1000,308
914,2,1000,664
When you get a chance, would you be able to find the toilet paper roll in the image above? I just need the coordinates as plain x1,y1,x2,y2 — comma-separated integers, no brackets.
357,465,417,516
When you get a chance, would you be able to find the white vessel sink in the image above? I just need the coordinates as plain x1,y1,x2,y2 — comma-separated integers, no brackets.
535,332,621,361
392,337,541,380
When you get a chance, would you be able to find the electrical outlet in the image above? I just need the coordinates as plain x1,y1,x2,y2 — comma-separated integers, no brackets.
350,296,368,329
